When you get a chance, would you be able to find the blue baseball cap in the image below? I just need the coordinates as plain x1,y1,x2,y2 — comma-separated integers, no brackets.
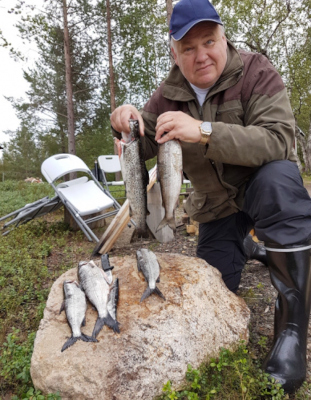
169,0,223,41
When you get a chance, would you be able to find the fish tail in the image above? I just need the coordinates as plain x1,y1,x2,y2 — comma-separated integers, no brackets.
92,317,106,338
136,227,149,239
156,216,176,233
104,313,120,334
61,336,78,352
140,286,166,302
61,333,98,352
81,333,98,343
154,286,166,301
92,314,120,338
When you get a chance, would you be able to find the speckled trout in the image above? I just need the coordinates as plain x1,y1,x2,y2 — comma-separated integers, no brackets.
157,139,183,233
59,280,97,352
115,119,149,238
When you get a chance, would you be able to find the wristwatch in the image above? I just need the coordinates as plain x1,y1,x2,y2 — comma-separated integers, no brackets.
199,121,212,145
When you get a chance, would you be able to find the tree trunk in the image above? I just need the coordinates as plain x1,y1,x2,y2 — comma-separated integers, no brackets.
306,121,311,174
62,0,75,157
106,0,121,180
63,0,76,224
166,0,174,66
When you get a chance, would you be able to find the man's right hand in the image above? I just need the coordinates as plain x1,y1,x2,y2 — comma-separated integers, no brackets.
110,105,145,136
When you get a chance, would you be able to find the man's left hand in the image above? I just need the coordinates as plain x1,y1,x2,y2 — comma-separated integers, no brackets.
155,111,202,144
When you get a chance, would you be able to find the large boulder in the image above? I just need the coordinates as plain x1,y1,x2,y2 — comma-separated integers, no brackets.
31,253,250,400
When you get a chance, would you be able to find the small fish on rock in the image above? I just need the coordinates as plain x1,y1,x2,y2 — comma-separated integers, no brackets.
59,280,97,352
137,248,166,302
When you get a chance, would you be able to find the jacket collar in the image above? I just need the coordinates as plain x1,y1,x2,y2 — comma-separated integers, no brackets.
162,40,244,102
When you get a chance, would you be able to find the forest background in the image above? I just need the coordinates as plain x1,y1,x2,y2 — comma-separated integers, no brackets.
0,0,311,180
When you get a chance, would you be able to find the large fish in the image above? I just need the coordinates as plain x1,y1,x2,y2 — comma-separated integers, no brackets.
157,139,183,233
59,280,97,352
78,260,120,337
136,248,166,302
115,119,149,238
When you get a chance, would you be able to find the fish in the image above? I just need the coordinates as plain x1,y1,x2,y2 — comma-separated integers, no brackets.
59,280,97,352
78,260,120,337
107,278,119,322
157,139,183,233
115,119,149,238
101,254,119,324
136,248,166,302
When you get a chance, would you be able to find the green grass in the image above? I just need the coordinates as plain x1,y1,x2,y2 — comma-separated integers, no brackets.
1,179,311,399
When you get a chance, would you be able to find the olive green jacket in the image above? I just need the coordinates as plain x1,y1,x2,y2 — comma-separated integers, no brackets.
115,41,296,223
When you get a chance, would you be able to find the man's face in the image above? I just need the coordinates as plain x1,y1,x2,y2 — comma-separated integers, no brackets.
171,22,227,89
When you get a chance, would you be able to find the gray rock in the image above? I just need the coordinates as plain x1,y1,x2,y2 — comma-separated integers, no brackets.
31,253,250,400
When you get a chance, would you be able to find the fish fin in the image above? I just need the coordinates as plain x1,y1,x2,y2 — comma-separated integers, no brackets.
104,313,120,333
140,287,153,302
61,333,98,352
136,227,149,239
92,314,120,338
82,317,86,327
156,216,176,233
92,317,106,338
140,286,166,302
61,336,78,352
154,286,166,301
81,333,98,343
156,276,160,283
59,301,65,314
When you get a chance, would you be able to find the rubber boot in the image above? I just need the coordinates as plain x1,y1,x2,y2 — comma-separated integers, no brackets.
263,243,311,393
243,234,268,266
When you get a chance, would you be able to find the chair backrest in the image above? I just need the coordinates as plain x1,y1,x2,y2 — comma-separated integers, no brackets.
41,154,90,183
98,155,121,174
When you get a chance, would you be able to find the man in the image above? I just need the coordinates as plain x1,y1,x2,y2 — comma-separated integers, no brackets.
110,0,311,393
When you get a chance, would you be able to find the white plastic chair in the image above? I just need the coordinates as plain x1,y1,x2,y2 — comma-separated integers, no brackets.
97,155,125,212
97,155,124,187
41,153,116,242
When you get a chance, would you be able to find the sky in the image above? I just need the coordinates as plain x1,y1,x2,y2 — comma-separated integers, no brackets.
0,0,39,146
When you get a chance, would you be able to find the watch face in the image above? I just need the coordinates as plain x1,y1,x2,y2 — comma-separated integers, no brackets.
201,122,212,132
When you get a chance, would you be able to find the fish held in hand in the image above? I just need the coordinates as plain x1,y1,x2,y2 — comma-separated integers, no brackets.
115,119,149,238
157,139,183,233
59,280,97,352
137,249,166,302
78,261,120,337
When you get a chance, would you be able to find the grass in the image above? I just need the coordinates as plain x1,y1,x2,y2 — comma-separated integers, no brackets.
1,179,311,399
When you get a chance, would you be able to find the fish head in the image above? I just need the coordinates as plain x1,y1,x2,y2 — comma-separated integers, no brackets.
63,280,80,296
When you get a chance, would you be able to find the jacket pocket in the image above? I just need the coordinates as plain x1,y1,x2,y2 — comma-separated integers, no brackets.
216,105,244,125
185,192,207,218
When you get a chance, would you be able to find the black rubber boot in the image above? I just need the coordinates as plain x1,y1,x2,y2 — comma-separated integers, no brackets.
243,234,268,266
263,243,311,393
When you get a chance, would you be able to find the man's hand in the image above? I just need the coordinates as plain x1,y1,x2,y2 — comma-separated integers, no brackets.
155,111,202,144
110,105,145,136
